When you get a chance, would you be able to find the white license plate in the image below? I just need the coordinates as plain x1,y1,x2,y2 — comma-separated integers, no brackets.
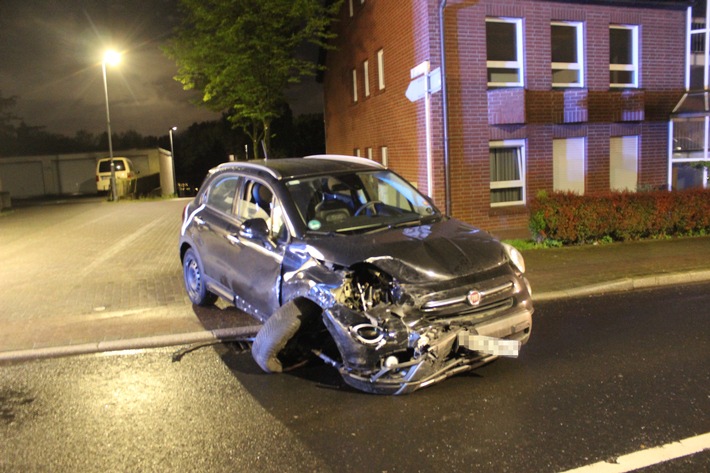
458,332,520,358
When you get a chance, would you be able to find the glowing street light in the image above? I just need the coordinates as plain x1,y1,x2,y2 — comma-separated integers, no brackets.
102,49,121,201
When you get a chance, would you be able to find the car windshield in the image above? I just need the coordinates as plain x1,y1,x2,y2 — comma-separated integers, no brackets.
285,169,440,234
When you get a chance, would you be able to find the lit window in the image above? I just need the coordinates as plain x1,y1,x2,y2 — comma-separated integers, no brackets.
352,68,358,102
610,25,639,88
552,21,584,87
381,146,388,167
363,60,370,97
486,18,524,87
377,49,385,90
610,136,638,191
553,137,586,194
490,140,526,207
349,0,353,17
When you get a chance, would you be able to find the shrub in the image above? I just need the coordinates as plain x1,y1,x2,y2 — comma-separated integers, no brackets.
529,189,710,245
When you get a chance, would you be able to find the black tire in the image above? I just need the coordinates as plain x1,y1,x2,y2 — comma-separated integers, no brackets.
252,300,312,373
182,248,217,306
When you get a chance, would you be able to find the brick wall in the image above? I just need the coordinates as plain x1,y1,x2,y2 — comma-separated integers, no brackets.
324,0,687,237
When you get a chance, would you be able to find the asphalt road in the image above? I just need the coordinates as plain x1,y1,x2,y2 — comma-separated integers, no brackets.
1,283,708,472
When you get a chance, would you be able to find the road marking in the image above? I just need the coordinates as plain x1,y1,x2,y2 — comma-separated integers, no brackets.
80,215,166,278
559,432,710,472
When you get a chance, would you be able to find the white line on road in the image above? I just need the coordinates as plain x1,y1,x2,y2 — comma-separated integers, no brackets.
559,432,710,473
79,215,166,279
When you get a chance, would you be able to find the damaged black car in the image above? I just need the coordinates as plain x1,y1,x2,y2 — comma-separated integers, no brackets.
179,155,533,394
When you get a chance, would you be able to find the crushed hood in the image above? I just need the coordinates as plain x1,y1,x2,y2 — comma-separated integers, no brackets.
303,218,507,283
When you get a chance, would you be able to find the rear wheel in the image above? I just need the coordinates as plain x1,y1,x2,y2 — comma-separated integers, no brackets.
182,248,217,306
252,300,318,373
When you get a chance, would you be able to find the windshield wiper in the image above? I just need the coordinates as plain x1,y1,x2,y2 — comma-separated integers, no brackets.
389,213,440,229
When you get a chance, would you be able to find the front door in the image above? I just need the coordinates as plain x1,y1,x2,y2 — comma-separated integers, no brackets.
226,179,287,320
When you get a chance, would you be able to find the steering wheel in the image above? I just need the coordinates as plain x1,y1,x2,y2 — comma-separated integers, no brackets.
354,200,382,216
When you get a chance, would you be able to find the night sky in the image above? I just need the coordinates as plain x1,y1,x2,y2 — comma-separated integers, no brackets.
0,0,322,138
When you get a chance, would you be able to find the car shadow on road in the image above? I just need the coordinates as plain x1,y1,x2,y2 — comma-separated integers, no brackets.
190,301,259,332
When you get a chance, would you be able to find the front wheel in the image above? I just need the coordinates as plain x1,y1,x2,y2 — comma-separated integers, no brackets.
182,248,217,306
252,300,317,373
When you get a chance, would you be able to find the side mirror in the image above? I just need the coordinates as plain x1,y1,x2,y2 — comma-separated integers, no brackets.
239,218,272,247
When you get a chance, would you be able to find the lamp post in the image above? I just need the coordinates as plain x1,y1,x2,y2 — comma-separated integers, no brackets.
102,49,121,201
169,126,177,196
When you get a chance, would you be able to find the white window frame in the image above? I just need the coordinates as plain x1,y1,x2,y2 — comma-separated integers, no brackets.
352,68,358,102
610,136,639,191
551,21,585,88
489,140,526,207
377,49,385,90
363,60,370,97
553,137,586,194
486,17,525,87
610,24,639,88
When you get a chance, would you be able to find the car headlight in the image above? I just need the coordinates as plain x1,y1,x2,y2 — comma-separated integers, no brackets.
502,243,526,273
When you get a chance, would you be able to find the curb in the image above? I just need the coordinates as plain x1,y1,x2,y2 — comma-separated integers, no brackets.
532,269,710,301
3,270,710,364
0,325,262,363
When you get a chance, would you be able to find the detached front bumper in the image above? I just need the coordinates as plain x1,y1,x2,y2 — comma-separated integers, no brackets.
330,308,533,395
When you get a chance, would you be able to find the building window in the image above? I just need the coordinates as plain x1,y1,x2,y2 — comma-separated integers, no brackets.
377,49,385,90
689,13,707,90
610,25,639,88
352,68,358,102
553,137,586,194
349,0,354,17
354,148,361,157
670,117,709,190
486,18,524,87
363,60,370,97
610,136,638,191
490,140,526,207
552,21,584,87
381,146,388,167
366,147,373,160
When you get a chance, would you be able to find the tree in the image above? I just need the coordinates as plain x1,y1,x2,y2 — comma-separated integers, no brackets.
163,0,341,158
0,92,19,156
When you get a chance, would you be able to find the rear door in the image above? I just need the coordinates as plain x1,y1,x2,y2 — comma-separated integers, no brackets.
196,174,243,288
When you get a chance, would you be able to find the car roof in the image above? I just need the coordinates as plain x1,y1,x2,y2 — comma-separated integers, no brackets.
211,155,384,181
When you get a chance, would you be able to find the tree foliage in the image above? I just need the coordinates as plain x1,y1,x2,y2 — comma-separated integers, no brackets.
163,0,341,158
0,92,19,155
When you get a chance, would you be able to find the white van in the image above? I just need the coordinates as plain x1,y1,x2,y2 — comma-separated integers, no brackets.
96,157,136,192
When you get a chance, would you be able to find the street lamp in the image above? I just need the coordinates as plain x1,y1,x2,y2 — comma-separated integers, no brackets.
169,126,177,196
102,49,121,201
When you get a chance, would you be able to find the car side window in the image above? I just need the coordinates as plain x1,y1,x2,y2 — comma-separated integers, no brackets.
206,176,241,215
236,180,287,242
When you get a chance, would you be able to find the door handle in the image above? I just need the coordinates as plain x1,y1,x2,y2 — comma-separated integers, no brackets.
194,216,206,226
227,234,241,246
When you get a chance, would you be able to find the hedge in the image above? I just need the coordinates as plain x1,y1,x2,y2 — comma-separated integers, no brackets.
529,189,710,244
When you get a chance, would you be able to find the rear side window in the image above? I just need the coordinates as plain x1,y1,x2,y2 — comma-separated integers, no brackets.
206,176,242,215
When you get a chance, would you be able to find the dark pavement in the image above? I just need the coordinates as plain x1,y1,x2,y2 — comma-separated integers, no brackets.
1,197,709,361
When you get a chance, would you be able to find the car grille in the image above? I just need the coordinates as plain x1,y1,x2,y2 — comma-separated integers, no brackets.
420,280,515,324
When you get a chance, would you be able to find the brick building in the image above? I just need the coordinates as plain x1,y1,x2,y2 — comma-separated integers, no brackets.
323,0,692,238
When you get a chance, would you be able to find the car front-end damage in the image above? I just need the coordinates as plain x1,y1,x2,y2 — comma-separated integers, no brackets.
283,243,534,395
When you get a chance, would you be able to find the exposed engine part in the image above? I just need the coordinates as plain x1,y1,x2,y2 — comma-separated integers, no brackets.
337,264,395,312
